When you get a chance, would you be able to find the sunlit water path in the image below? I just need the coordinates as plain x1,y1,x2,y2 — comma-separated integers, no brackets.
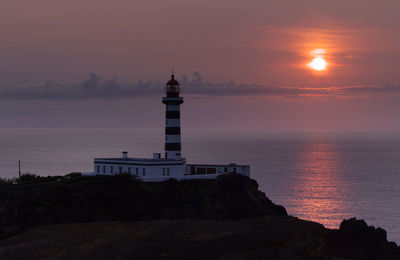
0,128,399,242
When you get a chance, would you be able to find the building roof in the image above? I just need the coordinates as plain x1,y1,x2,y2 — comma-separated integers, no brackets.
187,163,250,167
166,74,179,86
94,157,185,163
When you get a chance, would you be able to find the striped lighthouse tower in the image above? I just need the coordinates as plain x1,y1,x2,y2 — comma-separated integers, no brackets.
162,74,184,159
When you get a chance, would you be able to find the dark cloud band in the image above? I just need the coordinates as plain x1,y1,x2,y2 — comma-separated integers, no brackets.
0,72,399,100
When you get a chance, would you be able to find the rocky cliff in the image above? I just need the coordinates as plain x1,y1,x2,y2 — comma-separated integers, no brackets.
0,173,398,259
0,173,286,238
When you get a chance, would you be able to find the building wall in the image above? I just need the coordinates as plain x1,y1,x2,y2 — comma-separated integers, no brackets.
186,165,250,176
165,135,181,143
163,97,183,160
94,161,186,178
166,119,180,127
92,160,250,182
166,105,180,111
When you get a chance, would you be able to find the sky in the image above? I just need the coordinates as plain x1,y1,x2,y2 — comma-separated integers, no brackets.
0,0,400,131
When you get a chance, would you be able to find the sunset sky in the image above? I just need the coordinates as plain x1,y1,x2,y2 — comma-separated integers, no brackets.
0,0,400,131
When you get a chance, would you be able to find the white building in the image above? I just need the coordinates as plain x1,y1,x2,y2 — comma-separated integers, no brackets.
91,74,250,181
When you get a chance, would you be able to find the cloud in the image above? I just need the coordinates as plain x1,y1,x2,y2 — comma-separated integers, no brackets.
0,72,399,100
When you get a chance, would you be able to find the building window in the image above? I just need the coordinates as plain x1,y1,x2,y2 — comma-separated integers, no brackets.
110,166,114,174
103,166,106,173
233,168,237,173
136,168,139,175
207,168,216,174
97,165,100,173
166,136,168,141
142,168,146,176
224,167,227,173
162,168,170,176
119,167,122,174
128,167,131,174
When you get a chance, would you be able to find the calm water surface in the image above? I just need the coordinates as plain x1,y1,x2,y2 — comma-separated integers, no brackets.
0,128,399,242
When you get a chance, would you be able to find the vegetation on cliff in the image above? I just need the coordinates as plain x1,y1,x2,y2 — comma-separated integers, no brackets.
0,173,286,238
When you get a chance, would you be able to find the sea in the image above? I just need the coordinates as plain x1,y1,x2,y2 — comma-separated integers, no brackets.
0,128,399,243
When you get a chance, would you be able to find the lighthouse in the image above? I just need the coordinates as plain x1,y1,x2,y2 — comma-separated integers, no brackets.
162,74,184,159
91,73,250,181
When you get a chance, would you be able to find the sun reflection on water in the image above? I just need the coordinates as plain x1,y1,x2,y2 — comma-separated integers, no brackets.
288,138,351,228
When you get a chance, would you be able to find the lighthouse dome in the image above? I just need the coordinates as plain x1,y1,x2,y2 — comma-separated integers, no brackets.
166,74,180,86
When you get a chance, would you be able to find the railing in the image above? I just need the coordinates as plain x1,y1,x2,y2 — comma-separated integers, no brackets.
165,86,181,93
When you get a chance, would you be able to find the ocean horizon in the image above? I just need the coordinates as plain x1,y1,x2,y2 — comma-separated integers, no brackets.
0,128,399,243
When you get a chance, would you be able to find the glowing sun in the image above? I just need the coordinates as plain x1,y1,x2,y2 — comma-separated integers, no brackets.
308,57,327,71
307,49,328,71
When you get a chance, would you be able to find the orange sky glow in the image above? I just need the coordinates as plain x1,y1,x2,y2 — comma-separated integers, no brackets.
0,0,399,130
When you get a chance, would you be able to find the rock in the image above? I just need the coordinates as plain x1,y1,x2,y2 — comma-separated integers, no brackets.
327,218,400,260
0,225,19,239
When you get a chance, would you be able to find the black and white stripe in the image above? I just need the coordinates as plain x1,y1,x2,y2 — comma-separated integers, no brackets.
163,99,183,159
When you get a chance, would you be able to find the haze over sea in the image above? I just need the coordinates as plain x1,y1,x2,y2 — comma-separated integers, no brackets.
0,128,399,242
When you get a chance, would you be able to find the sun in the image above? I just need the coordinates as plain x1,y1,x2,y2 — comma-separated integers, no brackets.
308,57,327,71
307,49,328,71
